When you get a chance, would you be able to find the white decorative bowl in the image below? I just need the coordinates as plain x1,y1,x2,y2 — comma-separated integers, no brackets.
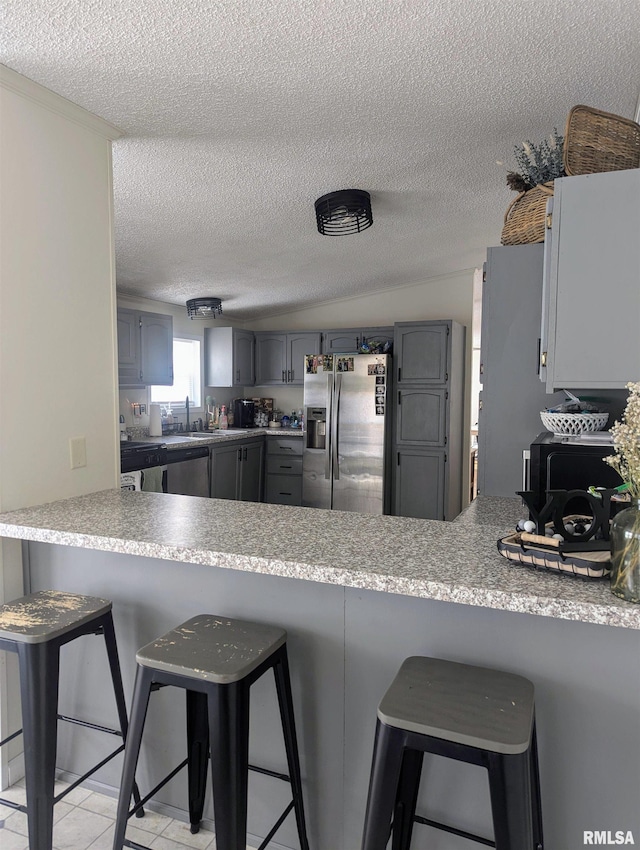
540,411,609,436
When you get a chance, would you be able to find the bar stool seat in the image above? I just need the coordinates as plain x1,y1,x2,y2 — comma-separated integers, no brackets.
113,614,310,850
0,589,142,850
362,656,544,850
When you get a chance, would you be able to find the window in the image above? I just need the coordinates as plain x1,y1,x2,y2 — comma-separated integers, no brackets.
150,338,201,407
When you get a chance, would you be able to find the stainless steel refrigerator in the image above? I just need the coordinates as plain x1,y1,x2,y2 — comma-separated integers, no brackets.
302,353,390,514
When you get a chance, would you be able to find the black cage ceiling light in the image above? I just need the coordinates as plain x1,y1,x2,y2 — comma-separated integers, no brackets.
186,297,223,319
315,189,373,236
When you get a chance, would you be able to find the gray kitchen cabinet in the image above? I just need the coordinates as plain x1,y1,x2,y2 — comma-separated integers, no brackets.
321,327,393,354
265,436,303,505
395,448,446,520
205,327,255,388
117,307,173,387
209,438,264,501
395,388,447,446
393,320,465,520
478,245,564,498
254,331,320,386
540,169,640,391
395,323,449,383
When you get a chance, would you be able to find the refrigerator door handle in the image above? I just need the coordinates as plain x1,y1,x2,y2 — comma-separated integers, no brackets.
324,372,332,480
332,373,342,480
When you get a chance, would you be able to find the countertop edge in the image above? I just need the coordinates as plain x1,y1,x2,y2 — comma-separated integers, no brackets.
3,519,638,631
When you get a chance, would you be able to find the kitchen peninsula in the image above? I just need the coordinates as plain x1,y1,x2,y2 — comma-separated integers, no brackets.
0,492,638,849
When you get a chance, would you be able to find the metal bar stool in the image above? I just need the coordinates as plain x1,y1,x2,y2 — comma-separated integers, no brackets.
361,656,544,850
113,613,310,850
0,589,143,850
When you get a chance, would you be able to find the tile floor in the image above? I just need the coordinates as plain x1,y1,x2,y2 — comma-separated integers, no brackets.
0,779,258,850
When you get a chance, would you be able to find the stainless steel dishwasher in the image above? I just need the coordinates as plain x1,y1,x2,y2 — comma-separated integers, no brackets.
165,445,210,497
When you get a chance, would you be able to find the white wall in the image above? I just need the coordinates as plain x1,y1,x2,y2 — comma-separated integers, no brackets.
0,66,121,785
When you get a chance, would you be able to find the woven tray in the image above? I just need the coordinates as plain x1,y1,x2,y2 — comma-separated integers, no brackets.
501,182,553,246
498,531,610,579
564,105,640,176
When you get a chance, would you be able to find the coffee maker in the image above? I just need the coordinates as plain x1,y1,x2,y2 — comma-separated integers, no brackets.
233,398,255,428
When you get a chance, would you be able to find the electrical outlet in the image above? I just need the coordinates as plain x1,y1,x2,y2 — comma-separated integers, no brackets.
139,404,147,414
69,437,87,469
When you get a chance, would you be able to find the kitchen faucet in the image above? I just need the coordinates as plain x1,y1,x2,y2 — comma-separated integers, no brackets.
185,396,190,432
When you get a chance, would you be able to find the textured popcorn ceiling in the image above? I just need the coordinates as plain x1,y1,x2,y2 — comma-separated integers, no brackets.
2,0,639,320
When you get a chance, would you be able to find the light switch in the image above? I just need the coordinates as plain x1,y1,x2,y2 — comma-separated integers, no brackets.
69,437,87,469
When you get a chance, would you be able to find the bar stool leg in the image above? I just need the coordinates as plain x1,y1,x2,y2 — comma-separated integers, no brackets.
361,720,406,850
488,750,534,850
530,723,544,849
208,681,250,850
18,641,60,850
100,612,144,816
186,689,209,834
273,647,310,850
113,666,154,850
391,748,424,850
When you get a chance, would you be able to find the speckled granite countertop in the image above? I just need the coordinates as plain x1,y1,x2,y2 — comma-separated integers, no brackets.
0,492,638,630
134,428,304,449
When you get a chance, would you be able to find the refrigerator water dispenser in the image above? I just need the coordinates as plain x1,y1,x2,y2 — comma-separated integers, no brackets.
306,407,326,450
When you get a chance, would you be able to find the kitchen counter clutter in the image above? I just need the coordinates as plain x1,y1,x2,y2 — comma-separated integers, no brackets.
0,492,637,629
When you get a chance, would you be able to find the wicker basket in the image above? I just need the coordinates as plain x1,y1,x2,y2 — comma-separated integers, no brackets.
539,411,609,435
501,182,554,246
564,105,640,176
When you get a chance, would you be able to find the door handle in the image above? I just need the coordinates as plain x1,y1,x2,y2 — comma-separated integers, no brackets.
243,447,247,461
282,370,286,383
287,370,291,382
332,373,342,480
324,373,332,481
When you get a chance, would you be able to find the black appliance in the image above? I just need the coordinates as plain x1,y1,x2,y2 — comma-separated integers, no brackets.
233,399,255,428
528,432,622,513
120,441,167,474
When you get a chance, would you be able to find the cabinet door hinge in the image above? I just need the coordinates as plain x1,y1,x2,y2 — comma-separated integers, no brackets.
445,372,448,382
482,262,487,283
540,351,547,368
444,435,447,445
444,453,447,463
446,326,450,335
546,213,553,229
139,370,143,380
139,319,143,328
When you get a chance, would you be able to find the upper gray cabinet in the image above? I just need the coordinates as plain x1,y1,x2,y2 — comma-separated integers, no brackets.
395,323,449,384
205,327,255,388
255,331,320,385
117,308,173,386
540,169,640,391
321,327,394,354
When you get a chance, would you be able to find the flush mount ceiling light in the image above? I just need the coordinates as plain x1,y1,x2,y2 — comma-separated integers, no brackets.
315,189,373,236
186,297,223,319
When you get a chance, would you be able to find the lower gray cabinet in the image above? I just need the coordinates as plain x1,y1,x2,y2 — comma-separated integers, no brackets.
395,448,446,520
210,438,264,502
264,437,303,505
